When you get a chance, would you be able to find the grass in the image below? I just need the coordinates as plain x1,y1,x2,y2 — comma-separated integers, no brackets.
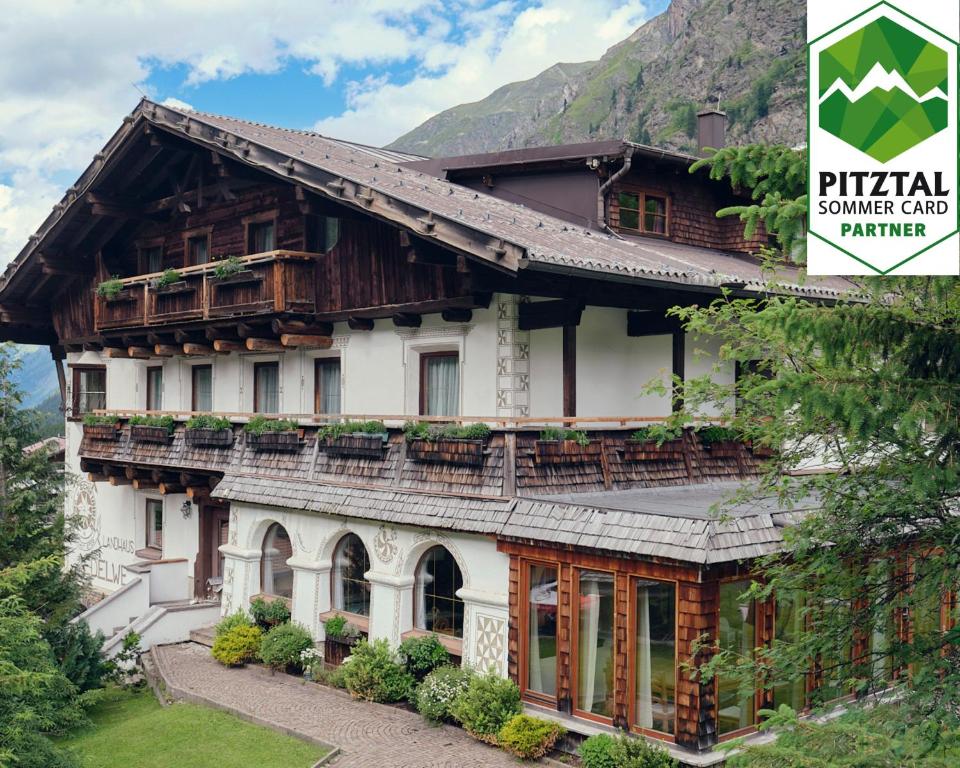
57,686,326,768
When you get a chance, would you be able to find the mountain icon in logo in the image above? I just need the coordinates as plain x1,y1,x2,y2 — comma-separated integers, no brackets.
818,16,948,162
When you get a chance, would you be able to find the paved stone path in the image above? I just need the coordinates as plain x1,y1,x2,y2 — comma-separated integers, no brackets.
152,642,520,767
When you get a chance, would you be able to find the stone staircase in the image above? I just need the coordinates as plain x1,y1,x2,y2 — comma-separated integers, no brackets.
189,624,217,647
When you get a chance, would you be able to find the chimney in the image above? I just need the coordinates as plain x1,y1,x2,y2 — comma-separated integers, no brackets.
697,109,727,156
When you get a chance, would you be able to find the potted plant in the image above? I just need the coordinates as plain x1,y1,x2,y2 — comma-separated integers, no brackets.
184,414,234,447
534,428,602,465
323,615,361,667
300,646,324,681
623,427,684,462
151,268,189,293
319,420,388,458
404,421,491,466
129,414,176,443
243,416,303,451
696,425,742,457
96,276,130,302
82,413,122,440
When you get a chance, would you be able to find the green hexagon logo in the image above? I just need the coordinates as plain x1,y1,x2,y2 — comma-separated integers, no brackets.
818,16,949,162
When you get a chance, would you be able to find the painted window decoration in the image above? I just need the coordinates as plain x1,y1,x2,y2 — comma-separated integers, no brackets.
617,191,668,236
415,545,464,638
717,580,756,735
315,358,341,415
526,563,558,698
187,234,209,265
74,367,106,415
261,523,293,599
146,499,163,550
577,570,615,719
420,351,459,417
254,362,280,413
332,533,370,616
634,579,676,735
192,365,213,412
249,220,276,253
146,366,163,411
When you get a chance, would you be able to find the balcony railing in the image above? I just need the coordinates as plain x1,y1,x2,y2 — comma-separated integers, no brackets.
95,250,318,332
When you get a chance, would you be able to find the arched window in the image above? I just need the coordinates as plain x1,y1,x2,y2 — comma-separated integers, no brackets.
415,545,464,638
261,523,293,599
332,533,371,616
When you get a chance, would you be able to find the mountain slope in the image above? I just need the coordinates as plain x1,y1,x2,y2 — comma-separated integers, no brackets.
390,0,806,156
12,345,59,409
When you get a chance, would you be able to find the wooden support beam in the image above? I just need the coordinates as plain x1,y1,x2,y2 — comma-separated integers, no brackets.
79,458,102,474
124,466,152,481
180,472,209,487
0,304,48,325
64,344,83,354
108,476,131,487
127,346,153,359
87,473,109,483
392,313,422,328
280,334,332,349
154,344,180,357
39,255,91,277
212,339,244,353
441,308,472,323
347,317,374,331
146,332,173,345
183,343,216,356
626,311,683,337
159,482,185,495
245,338,284,352
205,326,241,342
271,319,333,337
236,322,266,339
82,342,104,352
186,485,210,500
173,329,199,343
518,299,585,331
563,324,577,418
132,479,159,491
106,348,131,359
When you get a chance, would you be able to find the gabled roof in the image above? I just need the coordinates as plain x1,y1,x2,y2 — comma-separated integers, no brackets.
1,99,855,310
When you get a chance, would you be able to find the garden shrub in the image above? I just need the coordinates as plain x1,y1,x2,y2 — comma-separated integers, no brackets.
415,665,474,722
579,732,676,768
398,633,450,681
341,638,414,703
450,669,521,743
249,597,290,629
314,664,348,689
211,624,262,667
259,623,315,671
497,714,565,760
215,610,252,637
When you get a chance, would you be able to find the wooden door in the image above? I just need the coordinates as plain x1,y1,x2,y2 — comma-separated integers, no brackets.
196,501,231,600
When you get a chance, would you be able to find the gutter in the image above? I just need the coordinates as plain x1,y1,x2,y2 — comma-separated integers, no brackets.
597,145,635,237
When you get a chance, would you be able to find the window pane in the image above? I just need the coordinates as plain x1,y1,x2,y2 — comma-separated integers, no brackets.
577,571,615,718
78,368,106,414
255,363,279,413
527,564,558,697
316,359,341,414
772,592,806,711
261,523,293,599
416,546,463,638
251,222,275,253
147,500,163,548
718,580,756,734
324,217,340,252
333,533,370,616
144,246,162,273
424,355,458,416
147,367,163,411
189,236,209,265
635,579,675,734
644,196,667,234
192,366,213,412
618,192,640,230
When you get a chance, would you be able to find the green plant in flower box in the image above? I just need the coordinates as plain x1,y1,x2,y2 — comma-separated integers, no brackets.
96,277,124,299
243,415,300,435
185,414,232,430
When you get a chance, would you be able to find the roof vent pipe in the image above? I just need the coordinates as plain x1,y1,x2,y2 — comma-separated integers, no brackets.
697,109,727,156
597,145,635,235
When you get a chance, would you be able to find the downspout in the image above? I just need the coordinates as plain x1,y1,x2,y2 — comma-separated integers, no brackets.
597,146,635,237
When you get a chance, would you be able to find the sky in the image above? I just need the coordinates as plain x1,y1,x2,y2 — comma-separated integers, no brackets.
0,0,669,266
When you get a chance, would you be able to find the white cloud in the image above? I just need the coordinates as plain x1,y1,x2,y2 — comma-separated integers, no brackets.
0,0,651,264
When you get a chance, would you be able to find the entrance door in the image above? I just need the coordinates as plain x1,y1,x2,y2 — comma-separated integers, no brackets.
196,501,231,600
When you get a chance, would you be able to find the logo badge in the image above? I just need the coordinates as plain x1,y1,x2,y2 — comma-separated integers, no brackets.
808,2,959,275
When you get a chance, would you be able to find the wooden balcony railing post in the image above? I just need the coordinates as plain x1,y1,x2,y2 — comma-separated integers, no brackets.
143,283,149,326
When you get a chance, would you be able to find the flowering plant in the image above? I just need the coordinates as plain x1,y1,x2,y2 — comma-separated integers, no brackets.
299,646,324,676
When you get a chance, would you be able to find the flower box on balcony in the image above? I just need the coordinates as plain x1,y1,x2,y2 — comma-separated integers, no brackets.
184,428,234,448
153,280,194,296
623,438,684,462
246,429,303,452
747,441,776,458
210,269,261,286
701,440,742,458
323,636,358,667
407,437,486,466
82,423,121,440
131,425,174,444
534,438,602,465
103,289,138,304
322,433,388,459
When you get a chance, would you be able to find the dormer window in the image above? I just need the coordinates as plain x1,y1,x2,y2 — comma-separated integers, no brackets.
617,191,669,236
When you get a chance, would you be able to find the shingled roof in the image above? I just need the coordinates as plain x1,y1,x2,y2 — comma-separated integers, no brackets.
1,99,855,303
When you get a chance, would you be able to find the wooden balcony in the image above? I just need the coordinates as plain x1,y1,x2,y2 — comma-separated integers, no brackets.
95,250,318,332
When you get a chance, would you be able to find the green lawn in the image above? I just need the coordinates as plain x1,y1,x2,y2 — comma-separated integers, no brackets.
57,687,326,768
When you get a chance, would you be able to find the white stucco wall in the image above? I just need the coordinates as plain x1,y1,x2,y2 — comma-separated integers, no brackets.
220,505,510,674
